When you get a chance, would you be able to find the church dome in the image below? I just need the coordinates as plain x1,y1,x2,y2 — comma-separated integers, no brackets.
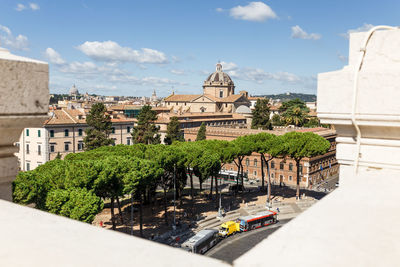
204,63,234,85
235,105,252,114
69,84,79,95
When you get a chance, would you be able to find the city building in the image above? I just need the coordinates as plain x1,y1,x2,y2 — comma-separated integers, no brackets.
184,126,338,188
162,63,250,114
16,107,136,170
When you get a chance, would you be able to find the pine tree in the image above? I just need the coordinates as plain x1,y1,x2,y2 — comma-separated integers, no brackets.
83,103,114,150
132,105,160,144
164,116,184,145
251,98,272,130
196,122,206,141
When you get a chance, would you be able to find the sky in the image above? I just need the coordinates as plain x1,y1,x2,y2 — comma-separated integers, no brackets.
1,0,400,97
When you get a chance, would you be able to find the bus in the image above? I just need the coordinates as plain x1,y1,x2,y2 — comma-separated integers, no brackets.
181,229,219,254
237,210,277,232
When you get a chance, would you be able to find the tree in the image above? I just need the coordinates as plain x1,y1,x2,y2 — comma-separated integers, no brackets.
231,136,255,190
45,188,103,223
164,116,184,145
84,103,114,150
271,114,284,126
251,98,272,130
123,157,163,237
132,105,160,144
196,122,206,141
281,132,330,199
279,98,310,127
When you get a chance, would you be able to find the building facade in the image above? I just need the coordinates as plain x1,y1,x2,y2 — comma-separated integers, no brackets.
184,126,338,189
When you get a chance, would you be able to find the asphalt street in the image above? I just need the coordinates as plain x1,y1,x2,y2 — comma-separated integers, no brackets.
205,219,291,264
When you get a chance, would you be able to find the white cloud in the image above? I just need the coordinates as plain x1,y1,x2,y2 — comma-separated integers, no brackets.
291,25,321,40
216,8,224,13
110,74,185,87
170,69,185,75
77,41,168,64
229,2,277,22
15,3,39,11
337,52,348,63
340,23,374,39
0,25,29,50
220,61,237,71
15,4,26,11
44,48,65,65
29,3,40,10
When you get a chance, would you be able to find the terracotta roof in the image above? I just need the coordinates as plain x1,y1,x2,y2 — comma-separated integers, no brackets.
217,94,247,103
110,105,142,111
164,94,201,102
248,96,266,101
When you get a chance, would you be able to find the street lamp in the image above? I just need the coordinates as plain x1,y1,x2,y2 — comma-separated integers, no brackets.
217,176,223,218
173,164,176,231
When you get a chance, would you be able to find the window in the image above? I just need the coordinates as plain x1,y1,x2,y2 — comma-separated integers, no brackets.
254,159,258,167
38,130,41,137
246,158,250,166
299,164,303,173
271,161,275,169
230,168,233,171
111,127,115,134
50,144,55,153
78,129,83,136
289,163,293,171
219,90,223,98
26,129,29,136
127,138,131,145
289,175,292,181
127,126,131,133
37,145,41,156
49,130,54,138
112,138,116,146
64,143,69,151
280,162,284,170
254,171,257,176
37,162,42,166
64,129,69,137
26,162,30,171
77,142,83,151
26,144,30,154
271,173,274,178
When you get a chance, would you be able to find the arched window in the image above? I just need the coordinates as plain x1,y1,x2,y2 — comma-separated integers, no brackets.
280,162,284,170
271,161,275,169
246,158,250,166
254,159,258,167
289,163,293,171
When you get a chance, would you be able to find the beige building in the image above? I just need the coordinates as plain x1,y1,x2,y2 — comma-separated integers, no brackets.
184,126,338,189
16,107,136,170
162,63,250,114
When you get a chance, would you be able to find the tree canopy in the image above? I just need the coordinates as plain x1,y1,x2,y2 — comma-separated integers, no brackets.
251,98,272,130
84,103,114,150
196,122,206,141
132,105,160,144
164,116,184,145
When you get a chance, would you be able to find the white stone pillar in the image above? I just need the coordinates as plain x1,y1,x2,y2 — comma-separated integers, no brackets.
0,48,48,201
318,29,400,183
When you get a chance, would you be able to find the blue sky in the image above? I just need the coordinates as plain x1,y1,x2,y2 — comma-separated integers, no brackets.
1,0,399,97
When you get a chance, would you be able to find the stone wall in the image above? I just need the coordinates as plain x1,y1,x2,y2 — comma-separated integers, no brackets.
0,48,49,200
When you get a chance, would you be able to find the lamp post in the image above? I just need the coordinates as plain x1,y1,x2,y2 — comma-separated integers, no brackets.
217,176,223,218
130,193,134,235
173,164,176,231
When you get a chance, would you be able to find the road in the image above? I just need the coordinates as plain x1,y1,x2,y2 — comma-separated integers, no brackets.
205,219,291,264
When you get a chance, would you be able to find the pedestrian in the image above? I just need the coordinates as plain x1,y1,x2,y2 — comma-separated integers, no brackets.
277,207,280,213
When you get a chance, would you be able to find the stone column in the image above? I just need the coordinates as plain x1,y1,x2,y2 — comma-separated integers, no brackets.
318,29,400,183
0,48,49,201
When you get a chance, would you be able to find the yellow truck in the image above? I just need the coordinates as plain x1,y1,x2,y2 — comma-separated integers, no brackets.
218,221,240,237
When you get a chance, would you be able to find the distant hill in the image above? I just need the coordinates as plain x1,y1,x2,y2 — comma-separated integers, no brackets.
254,93,316,102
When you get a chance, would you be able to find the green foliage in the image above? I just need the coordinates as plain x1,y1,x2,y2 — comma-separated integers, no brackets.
132,105,160,144
281,132,330,160
279,98,310,127
303,117,320,128
271,114,284,126
84,103,114,150
251,98,272,130
196,122,206,141
45,188,103,223
164,116,184,145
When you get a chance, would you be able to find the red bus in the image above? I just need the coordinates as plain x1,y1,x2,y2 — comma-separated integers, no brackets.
237,210,277,232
